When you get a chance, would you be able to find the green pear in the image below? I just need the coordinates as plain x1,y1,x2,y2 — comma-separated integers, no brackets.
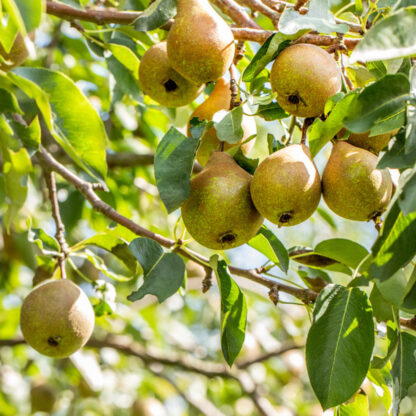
30,383,57,413
347,129,399,154
181,152,263,249
139,42,203,107
167,0,235,84
250,144,321,226
322,141,392,221
20,279,95,358
188,78,256,166
0,32,31,71
270,44,341,117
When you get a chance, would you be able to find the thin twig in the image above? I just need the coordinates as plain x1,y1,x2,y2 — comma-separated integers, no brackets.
229,64,241,109
235,0,281,28
210,0,262,28
43,170,69,278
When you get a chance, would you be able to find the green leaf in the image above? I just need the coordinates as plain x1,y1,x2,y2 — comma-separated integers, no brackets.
210,255,247,367
127,238,185,303
334,392,369,416
371,320,398,368
0,130,32,231
214,106,244,145
242,33,292,82
0,89,22,114
15,0,43,32
314,238,369,269
134,0,177,31
309,92,359,156
392,331,416,415
350,7,416,63
228,146,259,175
306,284,375,409
255,102,289,121
378,131,416,170
279,0,349,35
108,43,140,79
369,284,395,322
10,68,108,181
10,115,40,151
154,127,199,213
248,225,289,273
343,74,410,134
28,226,60,255
71,233,139,276
297,266,332,291
369,201,416,281
91,280,116,317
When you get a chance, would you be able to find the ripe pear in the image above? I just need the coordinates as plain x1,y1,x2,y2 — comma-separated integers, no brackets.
20,279,95,358
250,144,321,226
167,0,235,84
188,78,256,165
30,383,57,413
0,33,30,71
347,129,399,154
139,42,203,107
181,152,263,250
270,44,341,117
322,141,392,221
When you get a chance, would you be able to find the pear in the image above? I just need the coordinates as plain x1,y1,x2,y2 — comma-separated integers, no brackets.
0,33,30,71
250,144,321,226
131,398,167,416
20,279,95,358
322,141,392,221
188,78,256,166
30,383,57,413
167,0,235,84
270,44,341,117
347,129,399,154
139,42,203,107
181,152,263,249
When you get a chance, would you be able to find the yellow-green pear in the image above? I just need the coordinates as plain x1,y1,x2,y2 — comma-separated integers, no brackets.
0,33,30,71
30,383,57,413
270,44,341,117
167,0,235,84
139,42,203,107
250,144,321,226
322,141,392,221
20,279,95,358
347,129,399,154
181,152,263,249
131,398,167,416
188,78,256,166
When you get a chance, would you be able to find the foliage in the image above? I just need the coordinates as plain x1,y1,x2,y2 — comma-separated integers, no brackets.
0,0,416,415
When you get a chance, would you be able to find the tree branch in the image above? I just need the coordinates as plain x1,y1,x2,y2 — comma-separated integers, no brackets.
235,0,281,28
36,146,317,303
45,0,360,48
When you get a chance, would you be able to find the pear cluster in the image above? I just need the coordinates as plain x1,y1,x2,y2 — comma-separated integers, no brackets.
139,0,235,107
180,42,395,250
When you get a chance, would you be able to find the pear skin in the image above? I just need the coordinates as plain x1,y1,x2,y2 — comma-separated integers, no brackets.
270,44,341,117
31,384,57,413
20,279,95,358
188,78,256,166
322,141,392,221
139,42,203,107
0,33,30,71
250,144,321,226
347,129,399,154
181,152,263,249
167,0,235,84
